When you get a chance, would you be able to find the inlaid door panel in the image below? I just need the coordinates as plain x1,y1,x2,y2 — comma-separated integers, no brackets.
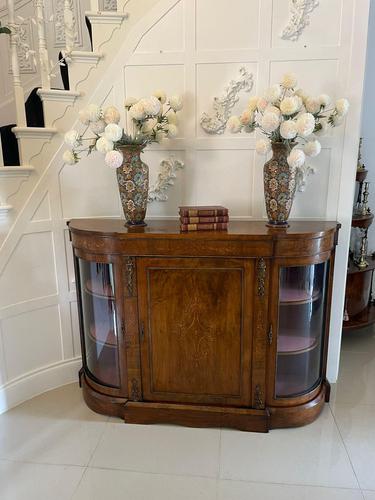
137,257,254,406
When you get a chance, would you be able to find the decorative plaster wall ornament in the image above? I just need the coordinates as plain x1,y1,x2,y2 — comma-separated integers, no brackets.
281,0,319,41
102,0,117,10
8,19,36,73
296,164,316,192
54,0,81,48
148,156,184,202
200,66,253,135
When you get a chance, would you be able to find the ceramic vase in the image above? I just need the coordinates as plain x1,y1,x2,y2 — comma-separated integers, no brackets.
263,142,297,227
116,145,149,227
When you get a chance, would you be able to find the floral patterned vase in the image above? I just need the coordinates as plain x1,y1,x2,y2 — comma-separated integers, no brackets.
263,142,297,228
117,146,149,227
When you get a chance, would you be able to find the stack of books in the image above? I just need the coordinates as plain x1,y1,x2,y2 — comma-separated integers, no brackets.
179,205,229,231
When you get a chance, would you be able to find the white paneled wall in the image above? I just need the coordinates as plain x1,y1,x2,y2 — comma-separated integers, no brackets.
0,0,370,413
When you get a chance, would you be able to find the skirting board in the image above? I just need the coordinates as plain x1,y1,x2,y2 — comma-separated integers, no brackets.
0,357,81,414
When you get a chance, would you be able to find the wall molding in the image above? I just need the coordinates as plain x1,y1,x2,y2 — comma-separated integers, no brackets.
0,357,81,414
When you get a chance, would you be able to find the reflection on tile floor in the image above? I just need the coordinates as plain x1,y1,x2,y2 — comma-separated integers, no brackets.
0,326,375,499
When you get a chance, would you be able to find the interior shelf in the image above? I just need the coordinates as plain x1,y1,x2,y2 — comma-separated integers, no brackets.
88,323,117,347
277,334,319,355
85,279,114,299
279,287,320,305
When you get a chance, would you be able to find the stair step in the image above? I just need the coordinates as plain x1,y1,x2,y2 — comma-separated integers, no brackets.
85,11,128,25
69,51,103,64
0,166,34,178
37,89,81,102
12,127,57,140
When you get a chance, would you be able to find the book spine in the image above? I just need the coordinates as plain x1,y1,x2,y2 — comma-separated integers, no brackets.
180,216,229,224
179,209,228,217
180,223,228,231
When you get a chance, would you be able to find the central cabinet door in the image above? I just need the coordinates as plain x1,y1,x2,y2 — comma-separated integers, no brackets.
137,257,254,406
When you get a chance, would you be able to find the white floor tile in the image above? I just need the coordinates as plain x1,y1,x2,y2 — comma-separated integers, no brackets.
218,480,363,500
363,491,375,499
0,459,84,500
219,406,358,488
72,467,217,500
331,351,375,405
331,403,375,490
341,327,375,353
90,421,220,477
0,384,107,466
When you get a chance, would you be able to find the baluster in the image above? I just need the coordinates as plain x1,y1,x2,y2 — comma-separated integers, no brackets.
34,0,50,89
0,134,4,167
7,0,27,127
63,0,75,52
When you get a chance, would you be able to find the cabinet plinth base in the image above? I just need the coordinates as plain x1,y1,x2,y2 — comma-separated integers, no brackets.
124,401,270,432
81,373,127,418
268,384,327,429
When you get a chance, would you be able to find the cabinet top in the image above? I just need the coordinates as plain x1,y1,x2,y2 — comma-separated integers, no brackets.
68,219,339,240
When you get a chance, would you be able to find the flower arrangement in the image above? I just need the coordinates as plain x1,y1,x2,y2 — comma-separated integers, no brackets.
63,91,184,169
226,73,349,169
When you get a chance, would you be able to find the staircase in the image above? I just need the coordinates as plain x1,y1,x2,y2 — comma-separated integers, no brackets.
0,0,160,246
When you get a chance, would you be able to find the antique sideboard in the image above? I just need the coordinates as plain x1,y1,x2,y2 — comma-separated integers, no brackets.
68,219,340,432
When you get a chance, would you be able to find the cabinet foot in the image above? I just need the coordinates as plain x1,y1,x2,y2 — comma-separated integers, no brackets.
81,374,127,418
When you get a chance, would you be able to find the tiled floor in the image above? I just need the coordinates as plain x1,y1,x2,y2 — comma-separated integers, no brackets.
1,327,375,499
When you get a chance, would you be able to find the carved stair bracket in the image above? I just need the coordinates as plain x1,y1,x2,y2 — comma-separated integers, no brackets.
200,66,254,135
125,257,136,296
257,258,266,297
254,384,263,409
281,0,319,41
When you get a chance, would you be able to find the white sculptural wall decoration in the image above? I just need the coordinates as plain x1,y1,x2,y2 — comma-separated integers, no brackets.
281,0,319,41
200,66,253,135
148,156,184,202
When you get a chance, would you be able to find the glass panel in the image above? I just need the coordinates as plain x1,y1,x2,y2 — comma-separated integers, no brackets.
78,259,120,387
275,261,329,398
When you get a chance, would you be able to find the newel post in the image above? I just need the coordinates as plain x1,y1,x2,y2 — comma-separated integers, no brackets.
7,0,27,127
34,0,50,89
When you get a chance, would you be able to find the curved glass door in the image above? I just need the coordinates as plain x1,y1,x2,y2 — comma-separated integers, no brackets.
275,261,329,398
77,259,120,387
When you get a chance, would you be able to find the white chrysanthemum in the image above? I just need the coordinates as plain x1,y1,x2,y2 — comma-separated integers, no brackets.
167,111,178,125
167,123,178,138
105,150,123,169
63,150,76,165
256,138,271,155
89,120,106,135
240,110,254,125
96,136,114,154
315,119,329,136
155,130,168,143
105,123,123,142
141,96,161,116
305,98,321,114
296,113,316,137
64,129,80,147
248,95,259,111
103,106,121,124
336,98,350,116
295,88,308,103
287,148,306,169
280,97,299,116
257,97,268,112
265,84,282,104
265,105,281,117
124,97,138,108
169,95,183,111
304,140,322,157
87,104,102,122
318,94,331,108
332,114,344,126
78,108,90,125
227,116,242,133
261,112,280,133
129,101,146,120
280,120,298,140
281,73,298,89
153,89,167,104
142,118,157,134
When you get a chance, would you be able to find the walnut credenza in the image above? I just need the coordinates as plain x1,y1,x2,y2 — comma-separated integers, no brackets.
68,219,339,432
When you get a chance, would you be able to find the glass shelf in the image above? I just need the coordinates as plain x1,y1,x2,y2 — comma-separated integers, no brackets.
77,260,120,388
275,262,329,398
